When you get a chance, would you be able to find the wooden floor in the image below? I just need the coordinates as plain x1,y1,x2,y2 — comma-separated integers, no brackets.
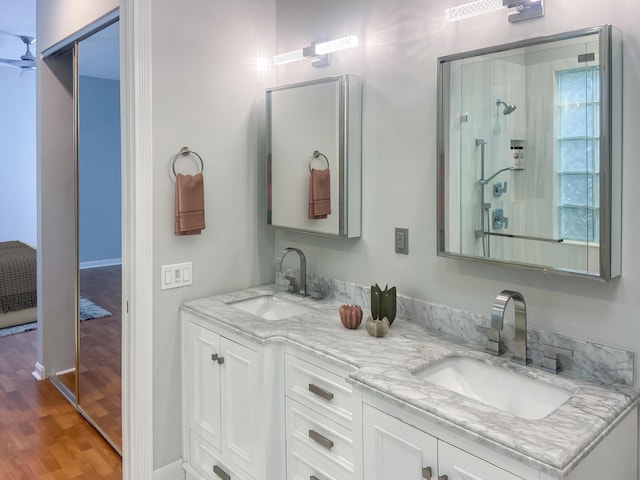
0,329,122,479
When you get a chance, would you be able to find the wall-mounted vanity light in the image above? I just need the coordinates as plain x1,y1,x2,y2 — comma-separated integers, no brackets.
445,0,543,23
273,35,358,67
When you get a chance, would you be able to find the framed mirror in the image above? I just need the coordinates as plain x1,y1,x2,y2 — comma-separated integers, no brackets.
267,75,362,238
437,25,622,280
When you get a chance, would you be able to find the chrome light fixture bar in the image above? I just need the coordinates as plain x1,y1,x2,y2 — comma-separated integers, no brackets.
445,0,543,22
503,0,544,23
274,35,358,67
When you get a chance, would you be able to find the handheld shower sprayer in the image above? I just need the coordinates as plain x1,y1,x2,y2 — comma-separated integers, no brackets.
496,99,517,115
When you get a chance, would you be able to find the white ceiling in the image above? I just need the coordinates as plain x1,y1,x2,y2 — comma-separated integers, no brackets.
0,0,119,80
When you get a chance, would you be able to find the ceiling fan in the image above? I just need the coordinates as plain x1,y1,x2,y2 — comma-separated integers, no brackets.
0,34,36,72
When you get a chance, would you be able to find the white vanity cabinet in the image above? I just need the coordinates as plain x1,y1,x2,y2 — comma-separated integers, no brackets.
181,292,637,480
362,399,638,480
363,404,521,480
284,347,361,480
182,311,285,480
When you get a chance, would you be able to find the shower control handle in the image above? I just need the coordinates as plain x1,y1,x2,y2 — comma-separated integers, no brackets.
492,209,509,229
493,181,508,197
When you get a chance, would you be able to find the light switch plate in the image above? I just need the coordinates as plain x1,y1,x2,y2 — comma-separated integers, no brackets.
161,262,193,290
395,228,409,255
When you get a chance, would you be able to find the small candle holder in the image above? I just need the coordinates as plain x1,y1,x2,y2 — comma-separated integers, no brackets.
365,315,389,337
339,305,363,329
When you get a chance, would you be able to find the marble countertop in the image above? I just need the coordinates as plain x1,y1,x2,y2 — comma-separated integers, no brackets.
182,285,640,479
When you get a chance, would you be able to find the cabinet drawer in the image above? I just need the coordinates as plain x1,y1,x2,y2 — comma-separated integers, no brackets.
285,353,353,428
288,448,348,480
438,441,524,480
191,431,250,480
286,398,354,478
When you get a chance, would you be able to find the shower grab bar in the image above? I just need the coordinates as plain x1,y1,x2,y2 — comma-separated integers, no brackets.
482,231,564,243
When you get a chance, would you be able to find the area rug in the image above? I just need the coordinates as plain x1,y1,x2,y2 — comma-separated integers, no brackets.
78,296,112,321
0,297,112,338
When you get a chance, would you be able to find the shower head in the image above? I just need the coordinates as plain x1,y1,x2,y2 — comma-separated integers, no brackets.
496,99,517,115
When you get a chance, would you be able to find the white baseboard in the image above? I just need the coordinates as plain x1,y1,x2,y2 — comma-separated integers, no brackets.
32,362,46,381
56,367,75,376
154,459,185,480
79,258,122,269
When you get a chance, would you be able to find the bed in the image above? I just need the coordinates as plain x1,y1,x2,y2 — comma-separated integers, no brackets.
0,241,37,329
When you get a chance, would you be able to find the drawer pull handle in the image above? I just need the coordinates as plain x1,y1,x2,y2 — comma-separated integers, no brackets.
422,466,432,479
309,383,334,401
213,465,230,480
308,429,334,450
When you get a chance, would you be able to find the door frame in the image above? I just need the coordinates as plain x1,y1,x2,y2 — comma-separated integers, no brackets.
120,0,154,478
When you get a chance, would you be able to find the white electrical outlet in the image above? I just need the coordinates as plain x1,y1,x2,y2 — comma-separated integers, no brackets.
161,262,193,290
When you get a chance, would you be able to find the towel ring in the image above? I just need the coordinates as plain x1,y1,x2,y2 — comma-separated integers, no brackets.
308,150,330,173
172,146,204,178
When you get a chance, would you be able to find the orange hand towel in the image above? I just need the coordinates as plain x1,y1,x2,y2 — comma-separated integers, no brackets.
175,173,205,235
308,168,331,219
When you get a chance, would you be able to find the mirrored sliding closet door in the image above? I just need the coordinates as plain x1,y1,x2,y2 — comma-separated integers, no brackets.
76,19,122,453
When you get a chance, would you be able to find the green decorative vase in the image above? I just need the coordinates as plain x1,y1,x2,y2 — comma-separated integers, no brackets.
370,284,397,325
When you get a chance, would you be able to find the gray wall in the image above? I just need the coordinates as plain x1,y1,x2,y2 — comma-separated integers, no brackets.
149,0,276,467
273,0,640,384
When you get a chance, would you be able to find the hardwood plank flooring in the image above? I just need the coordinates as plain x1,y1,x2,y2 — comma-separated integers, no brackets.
0,329,122,479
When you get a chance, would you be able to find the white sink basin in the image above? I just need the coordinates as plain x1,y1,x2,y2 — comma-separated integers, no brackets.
228,295,312,320
413,356,571,420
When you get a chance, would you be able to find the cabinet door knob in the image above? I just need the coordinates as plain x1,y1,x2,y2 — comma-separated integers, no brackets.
438,476,448,480
422,466,432,479
308,429,334,450
308,383,334,401
310,476,320,480
217,356,225,364
211,353,219,362
213,465,231,480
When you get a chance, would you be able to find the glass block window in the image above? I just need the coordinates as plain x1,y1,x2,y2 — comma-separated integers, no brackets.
557,66,600,242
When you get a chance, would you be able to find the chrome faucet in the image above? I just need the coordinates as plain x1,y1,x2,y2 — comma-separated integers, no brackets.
277,247,307,297
492,290,531,365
